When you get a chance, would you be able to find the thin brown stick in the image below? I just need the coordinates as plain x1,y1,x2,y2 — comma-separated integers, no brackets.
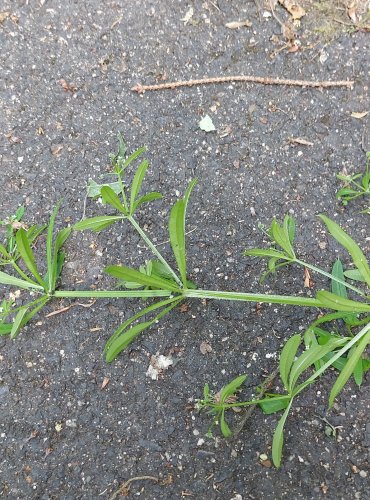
232,367,280,438
132,75,354,93
109,476,159,500
45,300,96,318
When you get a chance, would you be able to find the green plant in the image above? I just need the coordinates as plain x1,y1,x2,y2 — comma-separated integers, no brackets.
1,137,369,344
198,217,370,467
1,137,369,466
337,152,370,212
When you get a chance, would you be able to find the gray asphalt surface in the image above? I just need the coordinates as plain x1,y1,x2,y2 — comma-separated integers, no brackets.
1,1,369,498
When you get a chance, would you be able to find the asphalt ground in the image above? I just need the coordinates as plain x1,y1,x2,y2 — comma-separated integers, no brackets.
1,1,369,498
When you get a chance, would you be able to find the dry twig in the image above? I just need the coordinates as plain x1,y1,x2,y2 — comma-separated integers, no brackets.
109,476,159,500
232,367,280,438
132,75,354,94
45,300,96,318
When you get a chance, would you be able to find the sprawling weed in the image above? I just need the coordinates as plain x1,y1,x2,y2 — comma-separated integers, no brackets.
1,136,368,465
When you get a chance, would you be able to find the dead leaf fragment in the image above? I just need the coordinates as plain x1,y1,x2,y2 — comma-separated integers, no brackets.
146,354,173,380
289,137,314,146
219,125,232,138
347,1,357,23
50,144,63,156
5,131,21,144
200,341,213,354
225,20,252,29
101,376,110,390
199,115,216,132
55,422,63,432
179,303,190,313
59,78,77,93
181,7,194,25
304,267,314,288
278,0,306,20
0,11,10,23
111,16,122,29
350,111,369,119
261,459,272,468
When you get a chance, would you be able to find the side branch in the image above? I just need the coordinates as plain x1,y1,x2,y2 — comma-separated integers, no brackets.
132,75,354,93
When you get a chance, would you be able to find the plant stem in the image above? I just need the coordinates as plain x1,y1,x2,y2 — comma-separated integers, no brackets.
295,259,366,297
128,215,183,287
53,290,173,298
116,170,129,211
184,289,322,307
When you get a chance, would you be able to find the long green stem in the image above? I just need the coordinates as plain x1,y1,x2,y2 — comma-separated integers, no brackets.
128,215,183,287
184,289,322,307
295,259,366,297
53,290,173,299
117,169,129,210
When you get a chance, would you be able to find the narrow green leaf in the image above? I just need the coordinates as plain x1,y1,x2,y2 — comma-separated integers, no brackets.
244,248,290,260
319,215,370,288
74,216,124,232
169,179,197,286
105,265,180,292
259,398,290,415
289,338,347,391
10,307,28,339
337,188,359,198
133,192,162,211
130,160,149,213
317,290,370,313
272,400,293,468
331,259,347,298
15,228,45,288
0,270,43,290
329,330,370,407
110,133,127,168
169,200,186,284
105,299,181,362
220,374,247,403
26,224,47,246
353,356,364,387
184,178,198,206
270,219,295,258
123,146,146,169
23,296,49,325
220,410,232,438
104,297,182,352
87,179,122,199
0,243,11,259
203,383,210,400
279,334,301,390
0,323,12,336
101,186,127,214
55,250,66,280
46,202,61,292
105,321,153,362
15,206,25,220
362,172,370,189
285,215,296,244
54,227,71,255
344,269,367,282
